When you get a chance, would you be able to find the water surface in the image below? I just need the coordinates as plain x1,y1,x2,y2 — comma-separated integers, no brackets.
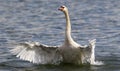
0,0,120,71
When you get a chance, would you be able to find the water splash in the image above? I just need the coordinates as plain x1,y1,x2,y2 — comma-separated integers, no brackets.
92,61,104,65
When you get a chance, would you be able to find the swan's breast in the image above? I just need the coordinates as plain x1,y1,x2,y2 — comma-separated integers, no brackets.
58,45,82,64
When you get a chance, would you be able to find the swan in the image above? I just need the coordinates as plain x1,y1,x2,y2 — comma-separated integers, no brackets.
11,6,96,65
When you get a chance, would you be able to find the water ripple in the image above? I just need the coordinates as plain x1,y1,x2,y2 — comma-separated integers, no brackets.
0,0,120,71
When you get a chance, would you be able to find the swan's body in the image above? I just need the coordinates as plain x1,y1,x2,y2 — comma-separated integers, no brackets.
11,6,96,65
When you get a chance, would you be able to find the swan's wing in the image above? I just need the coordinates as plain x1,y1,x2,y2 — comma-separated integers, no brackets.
79,39,96,64
10,41,62,64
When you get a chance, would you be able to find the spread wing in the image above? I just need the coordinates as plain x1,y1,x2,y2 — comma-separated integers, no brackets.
79,39,96,64
10,41,62,65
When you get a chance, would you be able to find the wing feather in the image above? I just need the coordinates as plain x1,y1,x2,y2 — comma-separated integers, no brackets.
11,41,62,64
79,39,96,64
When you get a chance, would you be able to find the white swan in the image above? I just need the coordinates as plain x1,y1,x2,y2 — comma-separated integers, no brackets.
11,6,96,65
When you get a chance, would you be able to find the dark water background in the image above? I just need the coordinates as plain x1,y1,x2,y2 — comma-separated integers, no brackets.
0,0,120,71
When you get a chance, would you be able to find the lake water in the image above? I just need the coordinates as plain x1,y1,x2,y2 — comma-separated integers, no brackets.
0,0,120,71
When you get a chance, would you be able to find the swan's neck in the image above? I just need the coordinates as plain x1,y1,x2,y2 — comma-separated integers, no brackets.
64,10,74,44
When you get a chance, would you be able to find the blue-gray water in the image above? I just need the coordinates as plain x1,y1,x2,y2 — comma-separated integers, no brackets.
0,0,120,71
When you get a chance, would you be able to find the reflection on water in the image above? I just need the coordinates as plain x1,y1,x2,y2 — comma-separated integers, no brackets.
0,0,120,71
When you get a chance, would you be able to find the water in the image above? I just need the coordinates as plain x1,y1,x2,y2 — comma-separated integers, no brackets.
0,0,120,71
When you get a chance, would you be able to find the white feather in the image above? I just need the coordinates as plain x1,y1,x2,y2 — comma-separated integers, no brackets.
11,42,62,64
89,39,96,64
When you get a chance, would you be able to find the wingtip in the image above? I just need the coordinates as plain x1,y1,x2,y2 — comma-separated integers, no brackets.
89,39,96,44
88,39,96,48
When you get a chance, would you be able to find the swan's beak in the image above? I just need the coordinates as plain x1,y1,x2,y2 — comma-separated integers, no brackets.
58,6,65,11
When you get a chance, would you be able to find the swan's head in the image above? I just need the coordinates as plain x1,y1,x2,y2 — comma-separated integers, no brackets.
58,6,68,12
